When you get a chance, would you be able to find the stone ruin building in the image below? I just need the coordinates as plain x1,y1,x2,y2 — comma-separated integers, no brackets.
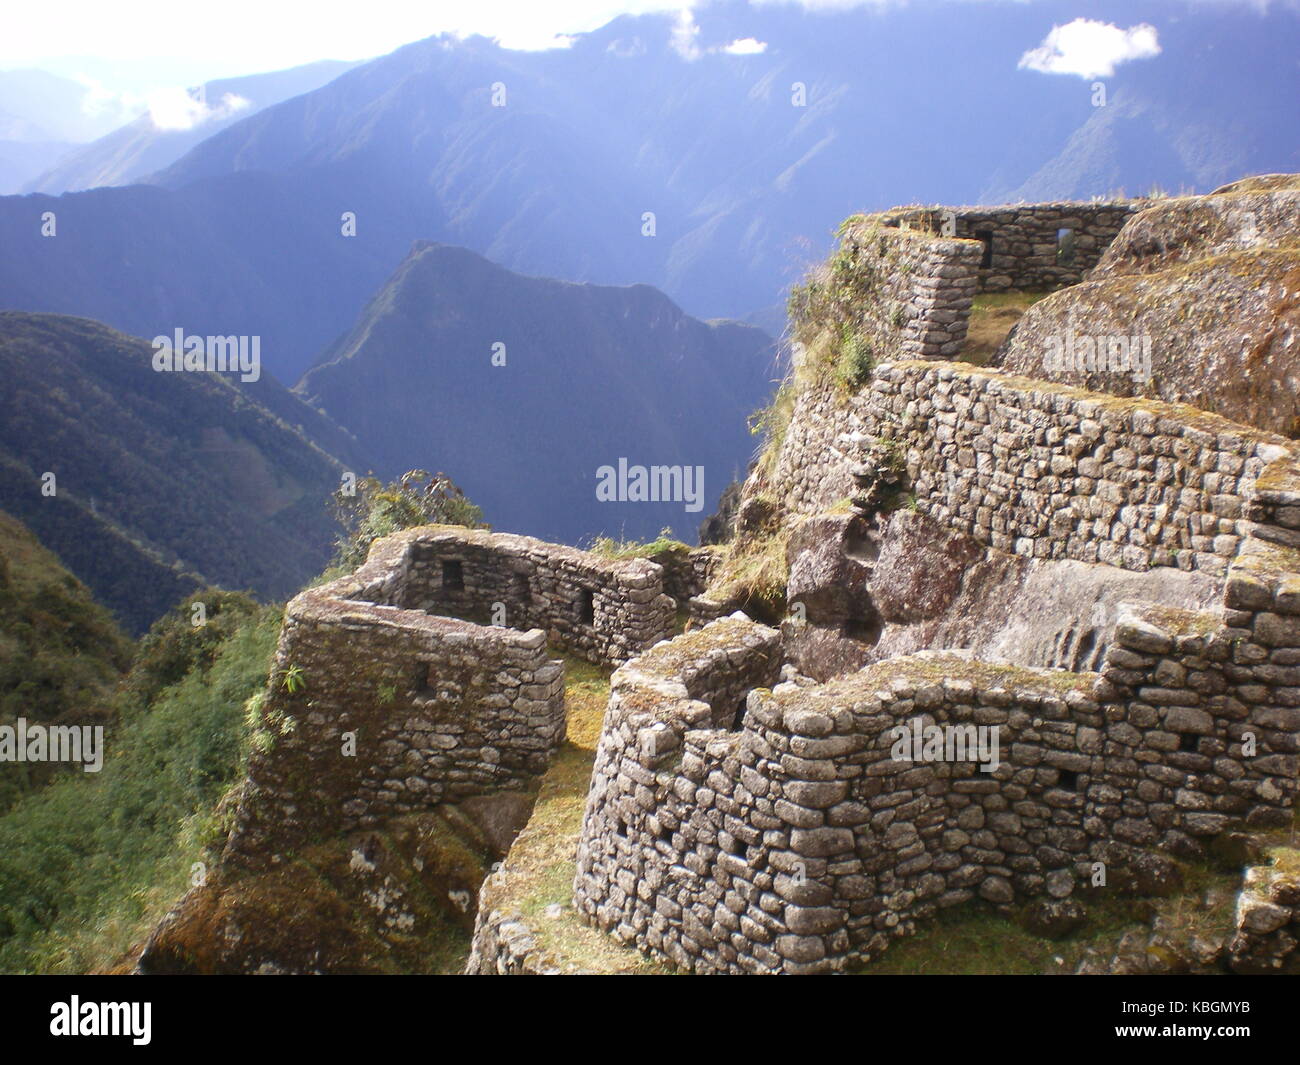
188,178,1300,975
223,525,701,863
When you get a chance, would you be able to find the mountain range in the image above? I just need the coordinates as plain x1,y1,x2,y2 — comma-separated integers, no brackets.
298,241,776,544
1,0,1297,625
1,1,1296,382
0,311,356,632
22,60,358,195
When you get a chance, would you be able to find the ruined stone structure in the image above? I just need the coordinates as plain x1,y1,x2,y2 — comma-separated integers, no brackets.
396,526,677,665
766,201,1141,523
187,183,1299,976
224,526,677,863
573,519,1300,971
877,201,1141,292
825,222,983,361
565,184,1300,974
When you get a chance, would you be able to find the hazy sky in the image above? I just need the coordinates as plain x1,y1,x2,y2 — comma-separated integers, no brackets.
2,0,685,83
0,0,1280,109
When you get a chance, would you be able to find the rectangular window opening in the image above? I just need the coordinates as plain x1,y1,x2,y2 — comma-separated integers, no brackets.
441,559,464,592
412,662,430,694
511,572,529,601
1056,227,1076,265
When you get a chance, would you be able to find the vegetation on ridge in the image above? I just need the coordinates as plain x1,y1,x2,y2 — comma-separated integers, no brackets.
0,592,276,973
0,511,133,810
327,468,485,576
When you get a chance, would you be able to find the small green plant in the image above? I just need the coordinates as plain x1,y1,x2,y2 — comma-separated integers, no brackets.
280,664,306,694
748,381,796,477
246,690,297,755
329,468,485,576
589,528,687,560
835,327,874,392
377,682,396,705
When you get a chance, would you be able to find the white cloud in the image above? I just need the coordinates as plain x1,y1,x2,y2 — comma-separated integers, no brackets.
670,11,767,61
670,8,703,60
1019,19,1161,80
73,77,253,131
146,87,251,131
75,76,143,123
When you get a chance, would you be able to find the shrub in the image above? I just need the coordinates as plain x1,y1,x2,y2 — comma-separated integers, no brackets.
329,469,485,575
0,605,279,973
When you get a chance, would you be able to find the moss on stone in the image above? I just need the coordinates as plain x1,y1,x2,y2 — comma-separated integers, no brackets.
1131,604,1222,639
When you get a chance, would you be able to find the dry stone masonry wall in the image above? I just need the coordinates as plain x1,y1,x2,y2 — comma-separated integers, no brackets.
859,360,1296,579
225,526,678,864
395,527,676,665
831,221,982,362
574,555,1300,972
763,200,1139,522
877,201,1141,292
572,189,1300,970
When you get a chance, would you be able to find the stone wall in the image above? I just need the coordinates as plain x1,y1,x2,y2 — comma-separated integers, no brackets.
859,361,1296,579
223,524,682,864
762,386,861,519
644,545,724,606
394,527,676,666
574,564,1300,971
467,872,568,974
877,201,1140,292
749,198,1147,527
825,219,983,362
224,550,566,864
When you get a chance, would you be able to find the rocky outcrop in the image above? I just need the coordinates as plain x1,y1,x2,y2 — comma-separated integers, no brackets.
138,796,533,974
786,512,875,624
996,181,1300,437
868,510,984,624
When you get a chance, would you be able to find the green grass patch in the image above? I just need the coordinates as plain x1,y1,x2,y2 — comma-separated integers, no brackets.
0,603,279,973
588,528,689,561
484,653,671,973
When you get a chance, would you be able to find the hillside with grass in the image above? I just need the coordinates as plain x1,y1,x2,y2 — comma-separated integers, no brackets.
0,311,362,633
0,590,275,972
0,509,132,809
